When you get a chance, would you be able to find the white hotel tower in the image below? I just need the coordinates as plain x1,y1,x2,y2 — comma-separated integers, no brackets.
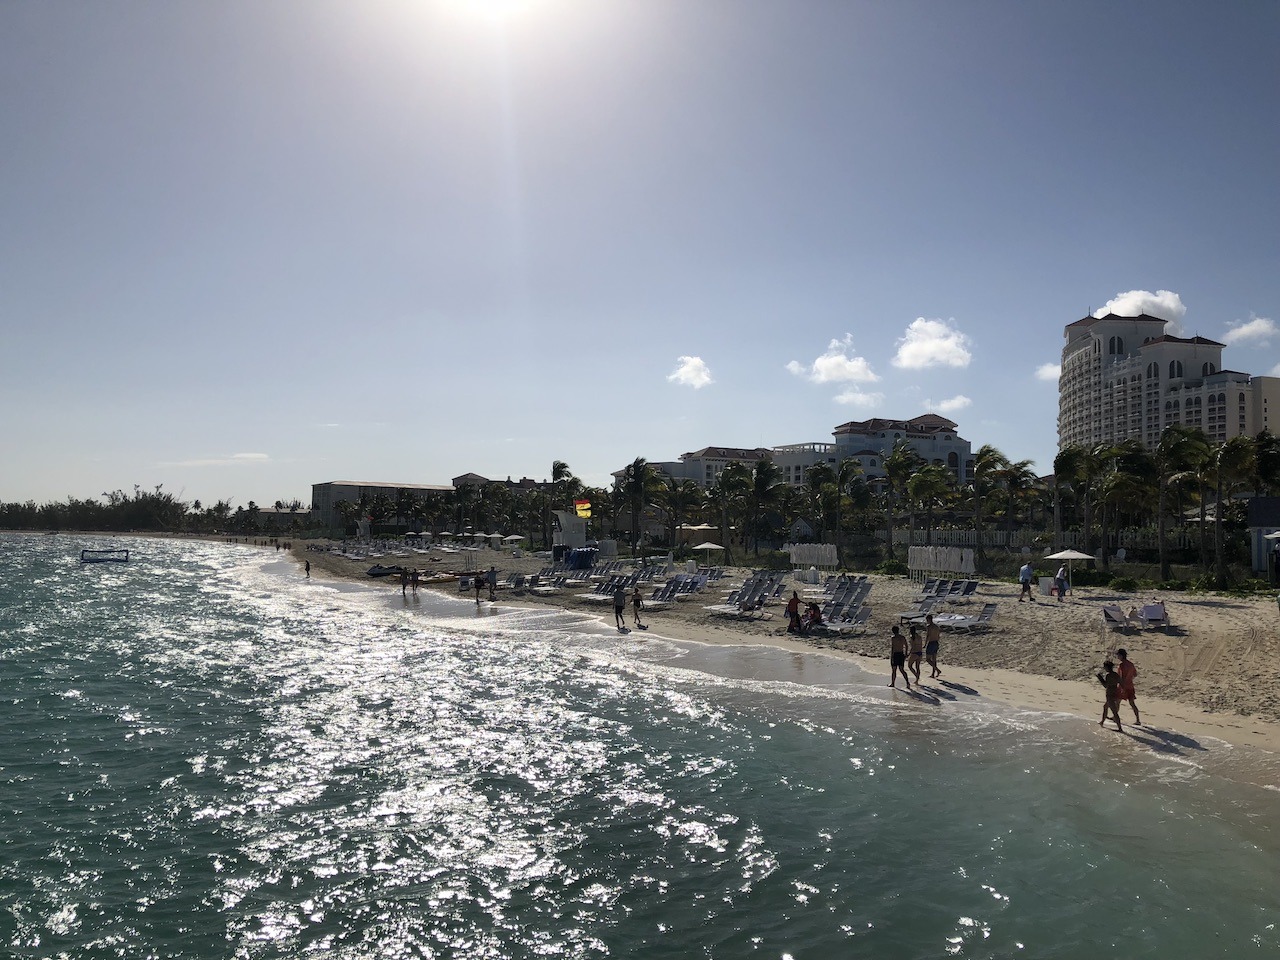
1058,312,1280,451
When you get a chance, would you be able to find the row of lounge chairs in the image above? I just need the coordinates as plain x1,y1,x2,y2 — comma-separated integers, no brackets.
702,572,789,619
916,578,980,602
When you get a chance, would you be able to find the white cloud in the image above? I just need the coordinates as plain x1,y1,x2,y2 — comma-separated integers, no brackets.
930,394,972,413
1035,363,1061,381
891,318,972,369
787,334,879,383
667,355,713,389
1222,315,1276,345
834,387,884,408
1093,289,1186,334
1269,362,1280,377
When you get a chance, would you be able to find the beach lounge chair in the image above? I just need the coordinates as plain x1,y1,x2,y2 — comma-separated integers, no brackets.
1101,605,1135,632
1138,602,1169,630
952,603,997,633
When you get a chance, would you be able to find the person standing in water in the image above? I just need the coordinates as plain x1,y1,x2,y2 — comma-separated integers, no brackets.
1098,660,1123,732
1116,648,1140,724
924,613,942,678
304,560,310,579
889,626,911,689
907,624,924,683
613,584,628,630
632,585,645,629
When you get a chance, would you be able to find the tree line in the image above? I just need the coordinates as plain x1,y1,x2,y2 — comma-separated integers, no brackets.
5,428,1277,585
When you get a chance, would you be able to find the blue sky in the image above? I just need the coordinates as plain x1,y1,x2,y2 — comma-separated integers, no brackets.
2,0,1278,507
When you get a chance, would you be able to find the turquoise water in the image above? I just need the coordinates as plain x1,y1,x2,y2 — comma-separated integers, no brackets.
1,533,1278,958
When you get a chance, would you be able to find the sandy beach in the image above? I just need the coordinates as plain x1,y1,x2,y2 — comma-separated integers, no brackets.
295,541,1280,759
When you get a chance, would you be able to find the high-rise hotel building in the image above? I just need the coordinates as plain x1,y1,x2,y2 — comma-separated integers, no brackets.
1058,312,1280,451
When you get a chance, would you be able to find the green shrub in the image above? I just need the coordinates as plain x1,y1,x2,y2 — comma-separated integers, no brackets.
1156,580,1189,591
1109,576,1138,593
876,558,909,577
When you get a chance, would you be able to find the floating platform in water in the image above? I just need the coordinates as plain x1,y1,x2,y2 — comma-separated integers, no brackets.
81,548,129,563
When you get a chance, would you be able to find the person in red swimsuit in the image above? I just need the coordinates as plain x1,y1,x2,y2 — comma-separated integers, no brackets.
1116,648,1140,724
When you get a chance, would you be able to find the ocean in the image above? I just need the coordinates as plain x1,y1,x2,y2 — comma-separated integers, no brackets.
1,533,1277,959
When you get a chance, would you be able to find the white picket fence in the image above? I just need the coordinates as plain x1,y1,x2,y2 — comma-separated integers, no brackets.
879,528,1199,551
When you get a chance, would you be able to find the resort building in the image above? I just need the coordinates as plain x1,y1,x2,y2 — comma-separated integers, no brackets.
644,416,973,490
650,446,775,489
830,414,972,486
1058,312,1280,450
311,480,455,529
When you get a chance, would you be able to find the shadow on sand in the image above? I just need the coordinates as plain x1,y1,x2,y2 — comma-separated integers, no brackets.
938,680,980,696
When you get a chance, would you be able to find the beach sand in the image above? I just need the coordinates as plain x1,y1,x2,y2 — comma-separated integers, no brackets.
295,542,1280,757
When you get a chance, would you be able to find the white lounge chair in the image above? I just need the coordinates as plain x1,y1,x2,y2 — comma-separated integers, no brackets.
1101,605,1135,632
1137,602,1169,630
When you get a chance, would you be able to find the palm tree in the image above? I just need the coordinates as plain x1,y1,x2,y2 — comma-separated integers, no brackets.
970,444,1010,558
1087,441,1143,568
1253,430,1280,495
991,458,1038,539
801,463,836,543
832,458,863,567
1153,426,1212,580
619,457,662,555
908,464,953,546
745,459,785,556
881,442,924,560
1051,445,1086,551
656,477,705,551
708,463,751,564
1212,434,1255,585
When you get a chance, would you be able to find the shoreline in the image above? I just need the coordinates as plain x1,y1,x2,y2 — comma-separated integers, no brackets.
285,541,1280,771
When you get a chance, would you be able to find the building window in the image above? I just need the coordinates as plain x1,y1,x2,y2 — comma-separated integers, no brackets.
1146,362,1159,380
1169,360,1184,378
1109,336,1125,354
1203,362,1216,376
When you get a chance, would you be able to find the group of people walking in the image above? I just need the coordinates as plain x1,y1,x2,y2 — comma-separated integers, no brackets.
888,614,942,689
1098,649,1140,732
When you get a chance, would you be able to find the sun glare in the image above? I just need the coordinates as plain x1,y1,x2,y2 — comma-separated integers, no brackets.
438,0,544,23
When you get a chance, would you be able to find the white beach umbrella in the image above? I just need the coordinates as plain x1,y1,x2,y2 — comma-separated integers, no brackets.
692,541,725,553
503,534,525,541
1044,549,1095,560
1043,548,1094,593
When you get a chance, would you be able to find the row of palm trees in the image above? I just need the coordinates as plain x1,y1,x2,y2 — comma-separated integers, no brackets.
332,427,1280,583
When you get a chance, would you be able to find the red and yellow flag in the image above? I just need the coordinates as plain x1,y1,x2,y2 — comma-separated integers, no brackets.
574,499,591,519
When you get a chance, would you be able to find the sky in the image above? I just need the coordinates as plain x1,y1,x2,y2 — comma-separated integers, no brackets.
2,0,1278,508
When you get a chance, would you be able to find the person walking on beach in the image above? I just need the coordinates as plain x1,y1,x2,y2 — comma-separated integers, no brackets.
474,573,484,604
785,591,802,633
613,584,628,630
487,566,498,601
907,624,924,683
1116,648,1140,724
401,569,409,596
410,569,420,595
304,560,310,579
924,613,941,678
1098,660,1123,732
1019,561,1035,602
889,626,912,689
1055,565,1068,602
632,585,645,629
